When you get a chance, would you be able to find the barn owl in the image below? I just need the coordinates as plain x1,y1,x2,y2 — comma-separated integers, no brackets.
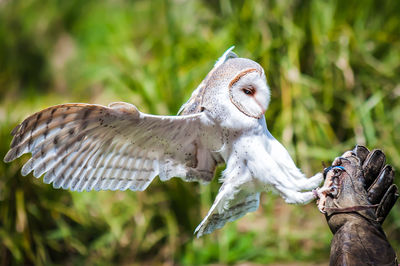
4,47,323,237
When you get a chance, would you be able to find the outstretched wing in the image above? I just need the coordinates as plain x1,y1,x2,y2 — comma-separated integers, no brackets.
194,183,260,237
4,102,218,192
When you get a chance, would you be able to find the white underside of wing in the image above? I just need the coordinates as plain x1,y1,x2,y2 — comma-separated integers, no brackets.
194,153,261,237
194,182,260,237
5,102,219,192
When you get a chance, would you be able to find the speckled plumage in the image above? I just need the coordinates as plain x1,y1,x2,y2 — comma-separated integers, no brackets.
4,47,322,237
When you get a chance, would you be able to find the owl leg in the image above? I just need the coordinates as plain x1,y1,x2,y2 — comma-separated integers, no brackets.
296,172,324,190
264,134,323,190
273,171,323,191
274,186,316,204
268,172,319,204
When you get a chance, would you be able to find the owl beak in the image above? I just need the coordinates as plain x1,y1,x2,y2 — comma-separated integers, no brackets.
254,100,267,118
261,106,267,114
258,94,270,115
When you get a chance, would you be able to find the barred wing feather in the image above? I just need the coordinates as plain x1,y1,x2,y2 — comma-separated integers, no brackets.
4,102,216,192
194,183,260,237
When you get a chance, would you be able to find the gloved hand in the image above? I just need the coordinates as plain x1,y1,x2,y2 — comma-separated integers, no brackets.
316,145,398,266
353,145,398,224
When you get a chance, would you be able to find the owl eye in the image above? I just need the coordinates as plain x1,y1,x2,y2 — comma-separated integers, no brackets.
242,87,255,95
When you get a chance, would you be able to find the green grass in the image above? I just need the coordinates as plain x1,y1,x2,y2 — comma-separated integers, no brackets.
1,0,399,264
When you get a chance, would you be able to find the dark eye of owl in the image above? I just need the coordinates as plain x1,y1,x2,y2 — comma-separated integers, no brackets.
242,87,255,95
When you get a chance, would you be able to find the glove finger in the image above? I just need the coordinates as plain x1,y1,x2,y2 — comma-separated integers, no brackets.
375,184,399,224
353,145,370,164
367,165,395,204
363,149,386,189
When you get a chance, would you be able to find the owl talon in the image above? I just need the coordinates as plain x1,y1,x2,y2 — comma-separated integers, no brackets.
315,165,346,212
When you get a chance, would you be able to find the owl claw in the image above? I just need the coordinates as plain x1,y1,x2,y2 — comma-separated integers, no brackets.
315,165,346,212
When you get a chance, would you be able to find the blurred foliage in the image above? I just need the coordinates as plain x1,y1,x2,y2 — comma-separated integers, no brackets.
0,0,399,264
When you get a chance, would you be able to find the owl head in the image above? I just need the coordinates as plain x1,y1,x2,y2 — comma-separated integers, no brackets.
180,47,271,120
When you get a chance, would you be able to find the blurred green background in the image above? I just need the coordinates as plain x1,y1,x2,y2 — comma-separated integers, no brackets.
1,0,399,265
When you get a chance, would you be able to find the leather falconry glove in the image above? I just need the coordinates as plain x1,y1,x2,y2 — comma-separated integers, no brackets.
316,145,398,266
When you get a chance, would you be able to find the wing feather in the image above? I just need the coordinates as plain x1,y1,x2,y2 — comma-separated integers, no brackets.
5,102,218,192
194,164,260,237
195,186,260,237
